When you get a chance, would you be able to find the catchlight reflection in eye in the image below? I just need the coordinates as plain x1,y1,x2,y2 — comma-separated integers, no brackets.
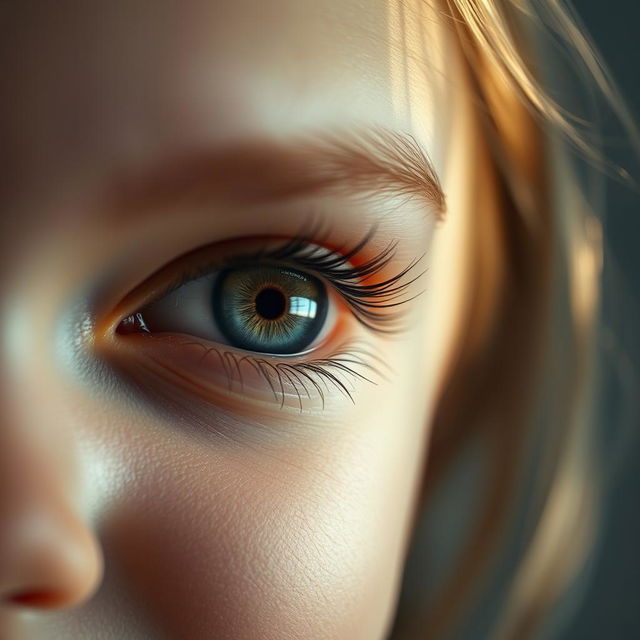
289,296,318,318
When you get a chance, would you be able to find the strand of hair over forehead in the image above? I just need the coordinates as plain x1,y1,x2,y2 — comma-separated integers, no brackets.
443,0,640,183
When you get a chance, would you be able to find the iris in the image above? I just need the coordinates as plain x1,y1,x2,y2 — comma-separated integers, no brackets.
212,265,328,354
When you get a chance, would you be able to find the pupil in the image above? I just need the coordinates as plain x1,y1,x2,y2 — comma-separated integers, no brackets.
254,287,287,320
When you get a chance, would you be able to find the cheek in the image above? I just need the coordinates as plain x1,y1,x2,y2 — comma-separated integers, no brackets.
94,376,427,640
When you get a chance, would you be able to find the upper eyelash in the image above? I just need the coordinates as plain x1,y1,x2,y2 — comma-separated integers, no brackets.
150,224,426,335
250,227,427,333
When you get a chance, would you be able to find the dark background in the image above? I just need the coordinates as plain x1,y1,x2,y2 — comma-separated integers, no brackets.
564,2,639,638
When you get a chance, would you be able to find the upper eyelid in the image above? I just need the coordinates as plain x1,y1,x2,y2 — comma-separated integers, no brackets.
120,233,423,339
140,238,355,308
103,237,344,336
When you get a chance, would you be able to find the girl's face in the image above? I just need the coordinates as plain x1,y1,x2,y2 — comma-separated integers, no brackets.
0,1,466,638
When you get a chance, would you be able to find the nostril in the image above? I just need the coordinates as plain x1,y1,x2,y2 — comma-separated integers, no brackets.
0,504,105,610
5,589,67,608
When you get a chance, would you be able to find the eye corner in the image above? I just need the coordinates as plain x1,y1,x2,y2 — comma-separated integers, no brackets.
115,312,151,336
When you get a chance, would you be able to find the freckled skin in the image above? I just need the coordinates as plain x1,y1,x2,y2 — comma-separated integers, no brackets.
0,1,470,638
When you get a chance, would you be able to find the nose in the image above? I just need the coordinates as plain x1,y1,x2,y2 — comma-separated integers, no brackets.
0,418,103,610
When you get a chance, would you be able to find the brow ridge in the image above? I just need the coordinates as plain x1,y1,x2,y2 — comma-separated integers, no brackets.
108,126,446,219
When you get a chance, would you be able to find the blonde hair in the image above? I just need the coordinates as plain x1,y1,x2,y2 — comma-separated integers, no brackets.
391,1,638,638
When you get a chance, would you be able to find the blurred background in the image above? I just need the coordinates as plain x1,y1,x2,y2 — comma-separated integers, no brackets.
563,1,640,638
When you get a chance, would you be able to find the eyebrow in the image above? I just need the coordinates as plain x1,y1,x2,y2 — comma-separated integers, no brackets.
107,127,446,220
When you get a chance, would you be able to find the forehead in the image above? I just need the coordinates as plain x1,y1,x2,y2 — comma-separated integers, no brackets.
0,0,450,263
0,1,397,190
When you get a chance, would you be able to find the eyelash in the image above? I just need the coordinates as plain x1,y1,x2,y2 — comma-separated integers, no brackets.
147,224,426,333
243,226,426,334
118,224,425,410
150,336,390,410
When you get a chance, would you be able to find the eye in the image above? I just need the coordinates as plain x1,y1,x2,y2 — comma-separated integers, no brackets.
119,262,334,356
213,265,330,354
106,230,424,413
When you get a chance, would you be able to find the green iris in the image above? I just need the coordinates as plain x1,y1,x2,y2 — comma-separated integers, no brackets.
212,265,328,354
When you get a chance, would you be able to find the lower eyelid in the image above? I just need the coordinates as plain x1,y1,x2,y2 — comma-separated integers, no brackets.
105,329,386,414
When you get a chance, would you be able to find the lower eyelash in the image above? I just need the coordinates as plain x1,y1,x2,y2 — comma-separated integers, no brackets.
151,336,391,412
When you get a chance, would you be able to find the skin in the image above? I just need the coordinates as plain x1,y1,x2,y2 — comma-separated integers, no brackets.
0,1,474,638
